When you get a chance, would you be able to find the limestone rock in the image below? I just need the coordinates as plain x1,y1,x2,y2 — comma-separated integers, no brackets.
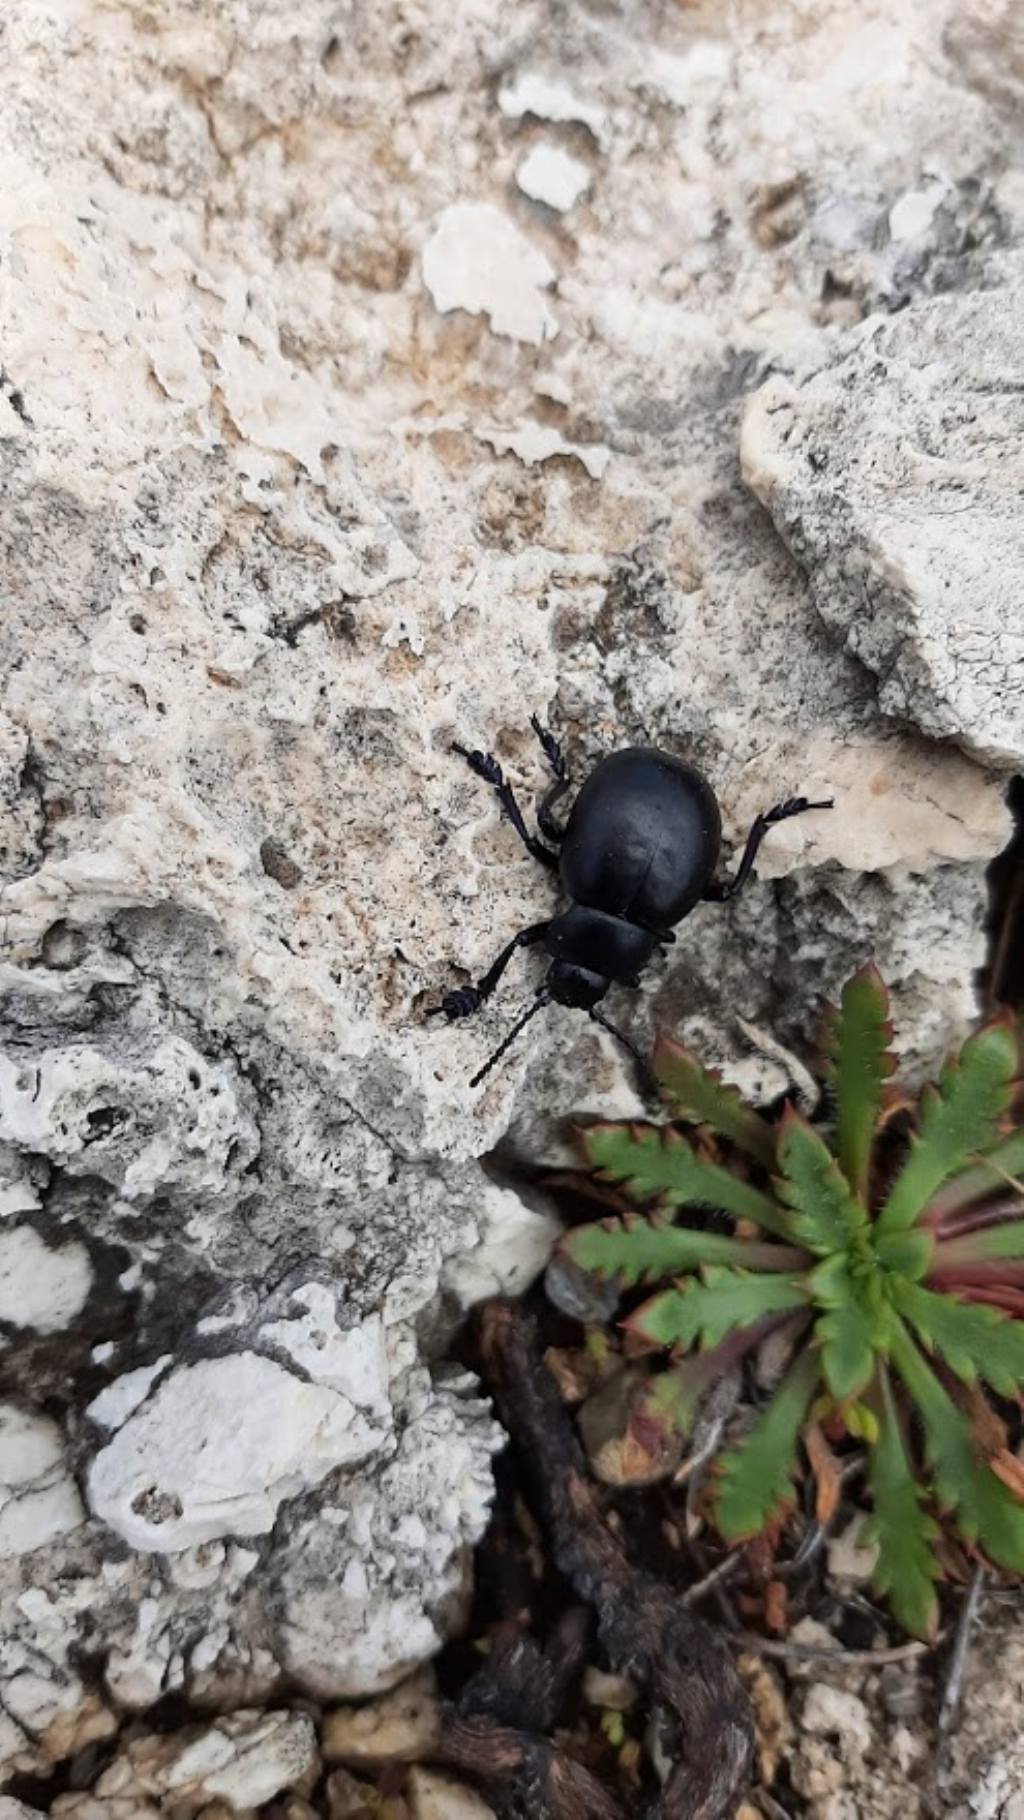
0,0,1019,1780
322,1666,441,1766
742,270,1024,769
406,1768,497,1820
51,1709,318,1816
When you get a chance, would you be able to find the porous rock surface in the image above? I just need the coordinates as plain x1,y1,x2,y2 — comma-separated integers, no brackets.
0,0,1020,1793
743,264,1024,770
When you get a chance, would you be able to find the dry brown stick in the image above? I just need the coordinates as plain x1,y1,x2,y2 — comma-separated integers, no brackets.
471,1299,754,1820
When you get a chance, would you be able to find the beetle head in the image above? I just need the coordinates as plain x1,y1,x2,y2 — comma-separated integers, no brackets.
546,959,609,1010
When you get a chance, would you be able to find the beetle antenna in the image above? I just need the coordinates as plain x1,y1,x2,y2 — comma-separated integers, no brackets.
589,1008,656,1097
470,992,552,1089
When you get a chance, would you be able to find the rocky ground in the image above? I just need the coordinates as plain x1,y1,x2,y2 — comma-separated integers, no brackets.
1,0,1023,1812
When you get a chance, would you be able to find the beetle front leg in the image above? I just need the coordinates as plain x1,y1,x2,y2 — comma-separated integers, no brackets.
426,920,551,1022
452,742,560,873
703,795,834,903
530,713,573,844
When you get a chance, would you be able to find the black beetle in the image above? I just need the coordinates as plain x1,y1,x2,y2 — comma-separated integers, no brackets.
428,716,832,1085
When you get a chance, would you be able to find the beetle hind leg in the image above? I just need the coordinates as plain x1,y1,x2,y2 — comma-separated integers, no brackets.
530,713,572,844
703,793,834,904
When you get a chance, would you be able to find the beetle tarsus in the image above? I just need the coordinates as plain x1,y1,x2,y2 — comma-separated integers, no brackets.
703,793,834,904
452,738,560,873
427,921,551,1025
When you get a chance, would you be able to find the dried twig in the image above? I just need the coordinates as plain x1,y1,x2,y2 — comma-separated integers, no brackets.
732,1631,935,1667
444,1300,754,1820
937,1566,985,1736
681,1550,744,1608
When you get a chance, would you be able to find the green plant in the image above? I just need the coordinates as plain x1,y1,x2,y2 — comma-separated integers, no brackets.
555,966,1024,1638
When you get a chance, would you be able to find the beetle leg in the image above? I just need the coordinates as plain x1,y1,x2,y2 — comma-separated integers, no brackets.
452,743,560,873
530,713,572,844
703,795,834,903
426,920,551,1022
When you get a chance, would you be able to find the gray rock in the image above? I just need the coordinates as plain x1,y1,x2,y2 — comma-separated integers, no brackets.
743,267,1024,769
0,0,1017,1780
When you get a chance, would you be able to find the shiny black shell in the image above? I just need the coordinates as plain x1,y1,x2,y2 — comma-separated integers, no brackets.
558,747,722,930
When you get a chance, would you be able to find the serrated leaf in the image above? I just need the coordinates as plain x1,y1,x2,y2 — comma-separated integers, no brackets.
714,1347,820,1540
775,1111,868,1256
925,1129,1024,1225
878,1017,1020,1235
653,1035,776,1166
827,964,894,1201
892,1282,1024,1398
816,1297,878,1402
873,1229,934,1279
561,1216,790,1289
890,1318,1024,1574
863,1364,940,1640
584,1122,798,1241
627,1267,808,1352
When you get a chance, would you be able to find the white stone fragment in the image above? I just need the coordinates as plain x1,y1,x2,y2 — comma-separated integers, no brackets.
260,1290,391,1417
421,203,558,344
516,144,591,211
86,1358,173,1431
406,1767,497,1820
88,1353,388,1552
0,1227,91,1334
0,1406,84,1559
441,1182,558,1308
475,424,610,479
888,182,944,240
322,1665,440,1764
497,71,608,144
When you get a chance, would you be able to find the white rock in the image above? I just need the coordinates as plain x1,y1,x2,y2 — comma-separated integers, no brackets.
86,1358,173,1430
79,1709,318,1813
260,1291,390,1416
888,182,945,241
826,1515,880,1585
422,203,558,344
0,1226,91,1334
441,1181,559,1308
476,424,610,480
0,1407,85,1564
516,144,591,212
406,1767,497,1820
497,71,609,144
88,1353,388,1551
0,0,1019,1765
322,1665,440,1764
742,270,1024,769
801,1685,873,1759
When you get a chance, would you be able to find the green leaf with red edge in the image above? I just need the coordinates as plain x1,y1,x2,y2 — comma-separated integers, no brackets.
924,1129,1024,1225
891,1281,1024,1399
863,1364,940,1641
626,1266,808,1352
878,1016,1020,1236
583,1122,796,1239
932,1220,1024,1267
825,964,895,1201
889,1318,1024,1574
714,1347,820,1541
560,1216,794,1291
775,1111,868,1256
652,1035,776,1167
